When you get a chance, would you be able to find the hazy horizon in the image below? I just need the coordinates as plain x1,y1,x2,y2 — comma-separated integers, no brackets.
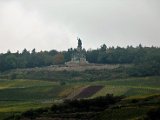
0,0,160,53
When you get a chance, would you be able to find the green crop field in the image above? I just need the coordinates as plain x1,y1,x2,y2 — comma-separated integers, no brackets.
92,76,160,98
0,76,160,119
0,79,86,119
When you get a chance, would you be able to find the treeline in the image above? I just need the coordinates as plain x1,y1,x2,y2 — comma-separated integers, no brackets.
86,44,160,64
0,44,160,73
0,49,60,72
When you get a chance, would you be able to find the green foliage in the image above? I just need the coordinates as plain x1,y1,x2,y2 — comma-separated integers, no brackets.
4,94,123,120
93,77,160,98
0,77,160,119
0,45,160,78
6,94,160,120
0,49,58,72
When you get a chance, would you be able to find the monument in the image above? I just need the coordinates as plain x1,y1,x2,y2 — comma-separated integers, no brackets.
65,38,88,66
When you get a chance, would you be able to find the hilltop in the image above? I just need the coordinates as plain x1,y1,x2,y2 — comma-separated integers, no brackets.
0,44,160,120
15,63,128,71
0,63,132,81
0,45,160,77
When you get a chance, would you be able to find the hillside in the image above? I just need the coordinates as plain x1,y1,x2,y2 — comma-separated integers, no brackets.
5,94,160,120
0,54,159,120
0,64,133,81
16,64,124,71
0,76,160,120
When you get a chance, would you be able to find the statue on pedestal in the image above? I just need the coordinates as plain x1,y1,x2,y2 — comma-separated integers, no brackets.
65,37,88,66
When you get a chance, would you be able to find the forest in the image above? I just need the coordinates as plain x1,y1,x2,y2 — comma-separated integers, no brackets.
0,44,160,76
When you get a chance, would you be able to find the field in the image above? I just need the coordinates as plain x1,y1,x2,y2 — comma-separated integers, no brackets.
0,79,85,119
0,76,160,119
91,76,160,98
73,85,104,99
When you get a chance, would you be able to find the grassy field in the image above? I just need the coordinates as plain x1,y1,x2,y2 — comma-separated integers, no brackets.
0,79,86,119
92,76,160,98
0,76,160,119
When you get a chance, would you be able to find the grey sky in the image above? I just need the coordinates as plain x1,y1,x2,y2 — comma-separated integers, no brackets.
0,0,160,52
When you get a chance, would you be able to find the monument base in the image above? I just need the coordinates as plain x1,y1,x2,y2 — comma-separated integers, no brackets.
65,59,89,66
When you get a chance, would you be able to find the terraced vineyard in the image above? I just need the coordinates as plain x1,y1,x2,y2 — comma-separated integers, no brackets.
0,76,160,119
92,76,160,98
73,85,104,99
0,80,86,119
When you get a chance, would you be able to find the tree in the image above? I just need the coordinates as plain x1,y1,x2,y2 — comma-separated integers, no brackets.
54,53,65,65
86,50,99,63
49,49,58,56
4,54,17,70
100,44,107,52
31,48,36,54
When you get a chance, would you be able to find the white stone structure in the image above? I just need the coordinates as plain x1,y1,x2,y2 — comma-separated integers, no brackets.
65,38,88,66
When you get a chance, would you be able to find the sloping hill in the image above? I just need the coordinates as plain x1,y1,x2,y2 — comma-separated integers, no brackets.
6,94,160,120
0,76,160,119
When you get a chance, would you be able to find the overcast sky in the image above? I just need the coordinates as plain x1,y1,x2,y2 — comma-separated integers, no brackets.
0,0,160,53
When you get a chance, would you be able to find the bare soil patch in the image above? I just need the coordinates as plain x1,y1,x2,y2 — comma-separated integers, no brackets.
73,85,104,99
